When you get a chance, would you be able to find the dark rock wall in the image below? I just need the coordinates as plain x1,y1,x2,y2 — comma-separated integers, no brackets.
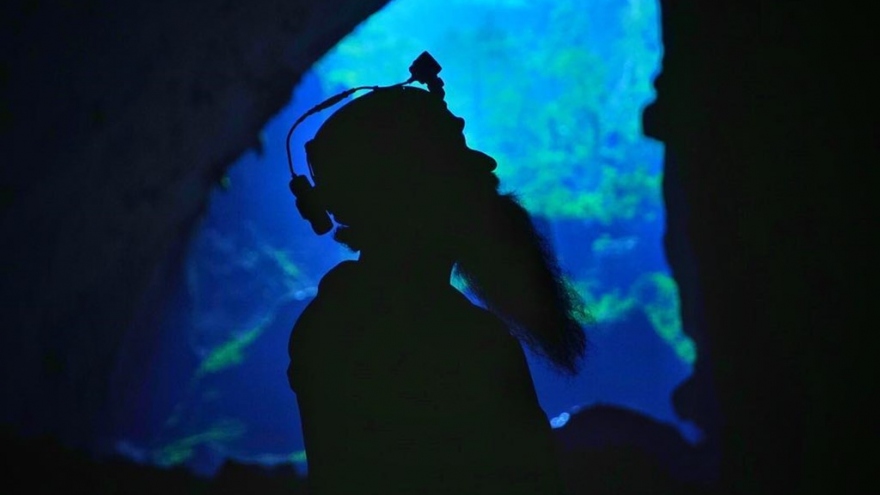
0,0,390,449
0,0,870,492
647,2,870,493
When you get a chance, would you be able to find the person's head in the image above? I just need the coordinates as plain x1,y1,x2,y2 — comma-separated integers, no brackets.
306,86,497,253
305,85,590,375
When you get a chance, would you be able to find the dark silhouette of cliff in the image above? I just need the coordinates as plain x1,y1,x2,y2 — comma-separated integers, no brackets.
645,3,872,494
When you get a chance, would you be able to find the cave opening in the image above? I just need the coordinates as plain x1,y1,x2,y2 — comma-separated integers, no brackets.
106,0,702,477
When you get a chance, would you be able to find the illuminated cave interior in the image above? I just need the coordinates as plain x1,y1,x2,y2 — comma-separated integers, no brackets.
108,0,699,476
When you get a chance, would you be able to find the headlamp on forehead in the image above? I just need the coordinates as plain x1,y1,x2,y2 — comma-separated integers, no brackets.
285,51,446,235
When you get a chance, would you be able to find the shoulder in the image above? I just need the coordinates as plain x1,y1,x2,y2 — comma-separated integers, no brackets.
316,259,360,295
295,261,360,321
289,261,359,344
287,261,362,389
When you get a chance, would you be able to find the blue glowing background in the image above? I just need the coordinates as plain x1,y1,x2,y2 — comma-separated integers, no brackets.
109,0,696,476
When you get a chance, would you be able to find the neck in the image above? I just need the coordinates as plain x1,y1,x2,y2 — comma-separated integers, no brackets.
357,244,454,289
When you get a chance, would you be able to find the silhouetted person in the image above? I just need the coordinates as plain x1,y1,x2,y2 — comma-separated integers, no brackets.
287,85,590,495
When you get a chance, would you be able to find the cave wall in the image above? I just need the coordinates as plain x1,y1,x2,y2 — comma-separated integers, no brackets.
0,0,391,449
647,2,870,493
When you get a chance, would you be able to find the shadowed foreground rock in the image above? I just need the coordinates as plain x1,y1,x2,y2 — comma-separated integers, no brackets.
4,405,718,495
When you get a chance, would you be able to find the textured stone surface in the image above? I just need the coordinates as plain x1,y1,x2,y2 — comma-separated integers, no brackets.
0,0,390,449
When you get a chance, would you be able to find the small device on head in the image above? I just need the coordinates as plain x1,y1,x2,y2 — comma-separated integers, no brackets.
408,51,445,98
285,51,446,235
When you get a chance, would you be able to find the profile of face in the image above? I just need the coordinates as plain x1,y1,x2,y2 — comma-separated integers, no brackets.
307,87,498,251
305,88,589,375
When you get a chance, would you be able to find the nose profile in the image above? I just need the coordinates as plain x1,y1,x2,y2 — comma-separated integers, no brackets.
469,149,497,172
